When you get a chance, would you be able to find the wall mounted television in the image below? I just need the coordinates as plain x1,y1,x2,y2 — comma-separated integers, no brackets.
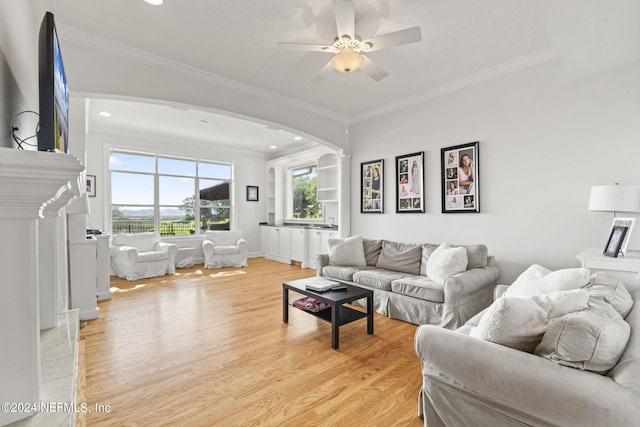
38,11,69,153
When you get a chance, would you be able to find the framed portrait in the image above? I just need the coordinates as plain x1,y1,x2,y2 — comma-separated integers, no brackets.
395,152,424,213
609,217,635,255
604,225,628,258
361,159,383,213
86,175,96,197
246,185,259,201
441,141,479,213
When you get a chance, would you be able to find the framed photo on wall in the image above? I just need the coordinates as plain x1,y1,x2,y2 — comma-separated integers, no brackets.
361,159,383,213
441,141,479,213
603,225,628,257
86,175,96,197
246,185,259,201
396,152,424,213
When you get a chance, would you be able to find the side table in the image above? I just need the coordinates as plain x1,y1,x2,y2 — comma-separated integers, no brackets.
176,247,195,268
576,247,640,292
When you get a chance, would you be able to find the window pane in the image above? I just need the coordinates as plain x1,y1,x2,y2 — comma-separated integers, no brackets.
159,207,193,236
159,176,195,205
112,172,154,205
199,162,231,179
112,205,154,234
199,179,230,206
199,206,230,231
158,157,196,176
110,152,155,173
292,165,321,219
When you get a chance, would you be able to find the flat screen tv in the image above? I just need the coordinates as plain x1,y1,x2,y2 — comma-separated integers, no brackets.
38,11,69,153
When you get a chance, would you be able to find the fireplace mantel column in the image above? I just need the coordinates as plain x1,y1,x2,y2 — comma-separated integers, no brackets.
0,148,83,425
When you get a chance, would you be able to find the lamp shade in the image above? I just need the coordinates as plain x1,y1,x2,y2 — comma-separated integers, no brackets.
588,185,640,212
331,51,364,73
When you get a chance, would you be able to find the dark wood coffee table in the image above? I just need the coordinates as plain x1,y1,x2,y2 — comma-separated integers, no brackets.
283,278,374,349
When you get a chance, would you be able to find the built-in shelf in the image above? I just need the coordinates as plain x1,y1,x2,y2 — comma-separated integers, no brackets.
317,153,338,202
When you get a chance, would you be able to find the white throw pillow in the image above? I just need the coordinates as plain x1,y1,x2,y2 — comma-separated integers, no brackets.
327,235,367,267
426,243,468,284
505,264,590,298
470,289,589,353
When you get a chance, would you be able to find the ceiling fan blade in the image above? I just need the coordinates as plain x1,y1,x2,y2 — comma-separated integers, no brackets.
361,26,422,52
276,42,336,52
333,0,355,39
312,61,335,82
359,55,388,81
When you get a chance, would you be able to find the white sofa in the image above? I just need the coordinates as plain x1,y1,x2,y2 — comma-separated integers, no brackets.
415,269,640,426
316,236,500,328
110,232,178,281
202,230,248,268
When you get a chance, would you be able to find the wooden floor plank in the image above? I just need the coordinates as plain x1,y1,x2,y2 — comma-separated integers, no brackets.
81,258,424,426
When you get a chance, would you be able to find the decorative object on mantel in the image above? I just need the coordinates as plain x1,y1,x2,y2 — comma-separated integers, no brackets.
86,175,96,197
361,159,383,213
441,141,480,213
588,184,640,256
246,185,259,201
396,152,424,213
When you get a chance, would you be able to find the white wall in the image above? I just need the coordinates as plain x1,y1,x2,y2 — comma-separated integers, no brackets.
350,59,640,284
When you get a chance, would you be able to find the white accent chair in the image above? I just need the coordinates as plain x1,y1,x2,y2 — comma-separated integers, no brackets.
110,232,178,281
202,230,248,269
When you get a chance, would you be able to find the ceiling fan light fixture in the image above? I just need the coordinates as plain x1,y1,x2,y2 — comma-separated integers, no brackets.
331,51,364,73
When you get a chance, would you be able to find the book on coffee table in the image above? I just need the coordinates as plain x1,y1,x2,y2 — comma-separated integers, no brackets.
304,278,341,292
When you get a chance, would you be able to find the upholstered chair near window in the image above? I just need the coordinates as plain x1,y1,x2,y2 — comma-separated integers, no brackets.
110,232,178,281
202,230,248,269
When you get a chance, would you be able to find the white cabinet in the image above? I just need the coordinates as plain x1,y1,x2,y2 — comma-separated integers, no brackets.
279,228,292,259
317,153,338,202
264,226,294,264
306,229,338,269
291,228,306,262
69,237,99,321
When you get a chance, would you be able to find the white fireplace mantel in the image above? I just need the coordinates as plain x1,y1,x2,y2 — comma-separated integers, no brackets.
0,148,83,425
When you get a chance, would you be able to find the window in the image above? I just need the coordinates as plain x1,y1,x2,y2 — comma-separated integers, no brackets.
288,164,322,220
110,151,232,235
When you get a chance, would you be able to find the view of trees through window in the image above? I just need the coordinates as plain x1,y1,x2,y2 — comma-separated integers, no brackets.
110,151,232,235
291,165,322,219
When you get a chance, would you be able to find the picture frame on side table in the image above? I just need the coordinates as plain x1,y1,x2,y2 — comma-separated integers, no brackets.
441,141,479,213
86,175,96,197
246,185,259,201
396,152,424,213
609,217,635,255
603,225,628,258
361,159,383,213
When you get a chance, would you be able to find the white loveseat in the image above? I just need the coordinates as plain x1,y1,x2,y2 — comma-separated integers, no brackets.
415,268,640,426
110,232,178,281
316,236,500,328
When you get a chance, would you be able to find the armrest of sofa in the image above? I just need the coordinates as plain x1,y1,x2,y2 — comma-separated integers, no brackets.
494,284,509,300
443,263,500,304
236,238,248,251
156,241,178,257
202,239,214,257
110,245,138,276
316,254,329,276
415,325,640,426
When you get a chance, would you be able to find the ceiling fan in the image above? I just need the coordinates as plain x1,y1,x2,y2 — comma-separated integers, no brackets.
277,0,421,81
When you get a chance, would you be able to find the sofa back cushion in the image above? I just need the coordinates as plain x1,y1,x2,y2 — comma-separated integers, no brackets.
206,230,243,246
363,238,383,266
419,244,440,275
327,235,367,267
376,241,422,275
464,244,488,269
113,232,159,252
584,272,634,318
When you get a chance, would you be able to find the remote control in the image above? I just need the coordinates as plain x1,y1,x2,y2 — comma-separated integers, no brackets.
331,285,348,291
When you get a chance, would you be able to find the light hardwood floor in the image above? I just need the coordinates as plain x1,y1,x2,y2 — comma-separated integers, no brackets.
80,258,424,426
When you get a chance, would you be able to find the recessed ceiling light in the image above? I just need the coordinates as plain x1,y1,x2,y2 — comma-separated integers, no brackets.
293,136,302,141
270,145,277,149
144,0,163,5
99,111,111,117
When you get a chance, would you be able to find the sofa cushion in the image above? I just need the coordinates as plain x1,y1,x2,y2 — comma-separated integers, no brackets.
376,241,422,274
505,264,590,298
353,269,414,291
322,265,374,282
391,276,444,303
536,298,631,374
584,272,634,318
363,238,383,266
426,244,468,285
138,250,170,262
470,289,589,353
113,232,159,252
327,235,367,267
419,244,440,275
464,244,488,269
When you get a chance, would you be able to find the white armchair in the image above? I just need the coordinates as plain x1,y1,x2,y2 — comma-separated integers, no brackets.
110,232,178,281
202,230,248,269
